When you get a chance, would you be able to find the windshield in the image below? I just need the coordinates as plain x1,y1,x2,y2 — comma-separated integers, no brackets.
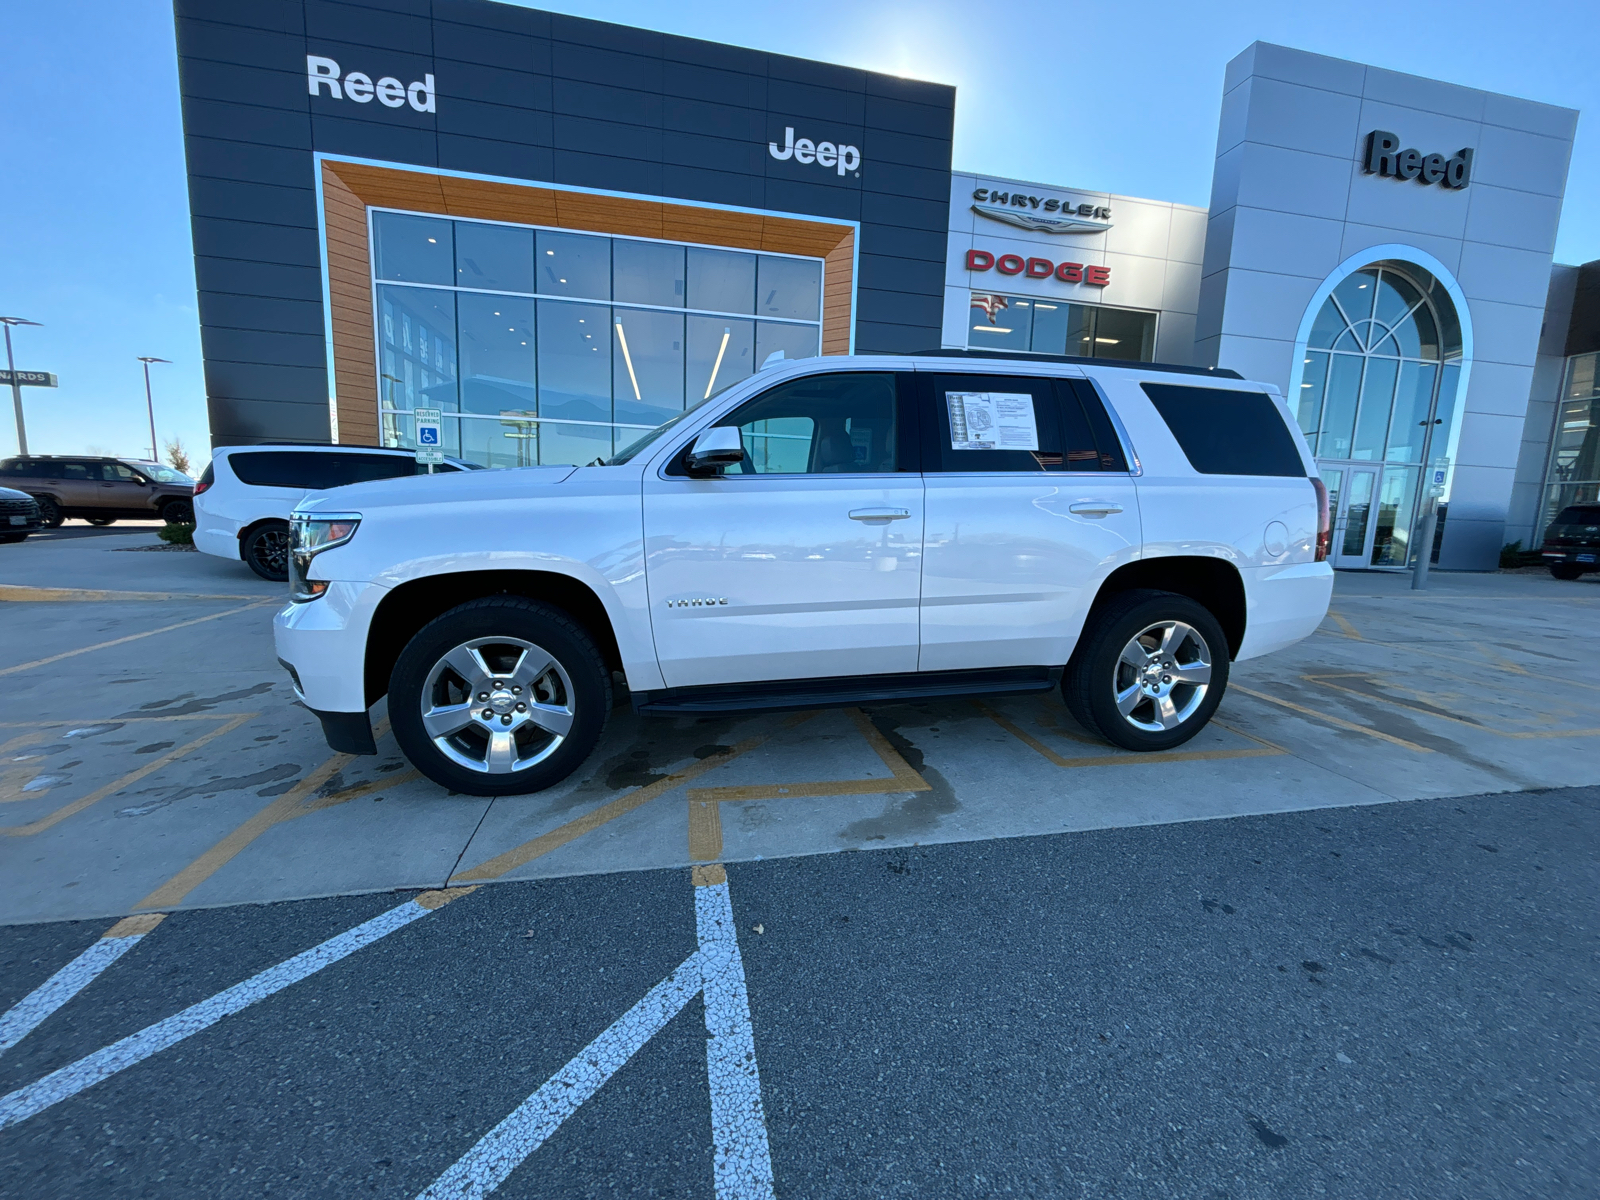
131,462,192,484
1555,506,1600,525
606,408,697,466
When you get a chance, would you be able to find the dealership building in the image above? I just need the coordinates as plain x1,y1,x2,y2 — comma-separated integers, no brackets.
174,0,1595,570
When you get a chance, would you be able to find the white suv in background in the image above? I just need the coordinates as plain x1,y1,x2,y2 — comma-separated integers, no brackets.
275,351,1334,796
195,445,480,580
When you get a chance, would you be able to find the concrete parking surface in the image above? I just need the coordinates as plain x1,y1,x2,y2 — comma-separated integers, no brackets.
2,527,1598,1196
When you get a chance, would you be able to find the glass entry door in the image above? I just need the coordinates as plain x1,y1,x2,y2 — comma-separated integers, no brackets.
1328,466,1379,568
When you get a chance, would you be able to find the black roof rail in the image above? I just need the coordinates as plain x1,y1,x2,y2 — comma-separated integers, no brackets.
908,348,1245,380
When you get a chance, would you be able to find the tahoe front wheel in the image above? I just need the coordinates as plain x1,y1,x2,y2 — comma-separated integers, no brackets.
389,597,611,796
1064,589,1230,752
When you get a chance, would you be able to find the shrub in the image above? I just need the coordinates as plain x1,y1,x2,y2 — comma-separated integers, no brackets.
1499,540,1523,569
158,523,195,546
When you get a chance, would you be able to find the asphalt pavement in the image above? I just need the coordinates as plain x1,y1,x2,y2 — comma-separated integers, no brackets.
2,784,1594,1199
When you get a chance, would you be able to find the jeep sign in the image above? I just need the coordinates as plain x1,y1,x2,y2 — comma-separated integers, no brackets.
768,127,861,177
307,55,435,113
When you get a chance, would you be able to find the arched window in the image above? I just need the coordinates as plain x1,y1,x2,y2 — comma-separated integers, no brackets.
1296,263,1462,465
1294,261,1464,568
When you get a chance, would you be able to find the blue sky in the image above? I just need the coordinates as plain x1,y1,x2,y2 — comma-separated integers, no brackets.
1,0,1594,462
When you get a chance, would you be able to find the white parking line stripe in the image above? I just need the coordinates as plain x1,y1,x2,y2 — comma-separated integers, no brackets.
0,934,147,1057
414,953,703,1200
0,896,443,1130
696,880,777,1200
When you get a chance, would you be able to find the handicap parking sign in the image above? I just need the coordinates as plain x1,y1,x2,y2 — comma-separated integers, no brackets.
413,408,444,464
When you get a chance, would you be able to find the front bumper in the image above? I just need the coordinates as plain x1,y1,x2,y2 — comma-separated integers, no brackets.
273,578,388,717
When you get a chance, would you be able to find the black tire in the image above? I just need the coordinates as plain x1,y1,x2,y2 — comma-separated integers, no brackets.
86,517,116,526
242,522,291,582
389,597,611,796
1064,588,1231,752
33,497,62,528
1550,563,1585,581
160,499,194,525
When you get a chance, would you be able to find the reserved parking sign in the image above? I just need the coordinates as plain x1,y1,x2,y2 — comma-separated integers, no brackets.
414,408,444,465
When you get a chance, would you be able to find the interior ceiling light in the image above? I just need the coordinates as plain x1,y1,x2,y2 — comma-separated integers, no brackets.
1095,337,1120,344
971,326,1012,333
427,238,437,243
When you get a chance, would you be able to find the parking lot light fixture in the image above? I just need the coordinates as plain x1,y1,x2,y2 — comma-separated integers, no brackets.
2,316,42,456
137,357,171,464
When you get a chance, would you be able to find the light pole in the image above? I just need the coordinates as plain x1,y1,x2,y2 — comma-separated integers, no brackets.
2,316,42,456
137,357,170,462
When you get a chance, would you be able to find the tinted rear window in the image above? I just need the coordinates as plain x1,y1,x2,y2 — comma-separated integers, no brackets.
228,451,426,489
1555,506,1600,526
1140,384,1305,477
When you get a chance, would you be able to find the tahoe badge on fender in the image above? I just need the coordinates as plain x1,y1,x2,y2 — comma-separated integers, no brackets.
665,597,730,608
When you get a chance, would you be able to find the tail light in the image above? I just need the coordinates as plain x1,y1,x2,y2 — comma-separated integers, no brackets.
1311,477,1331,562
193,463,214,497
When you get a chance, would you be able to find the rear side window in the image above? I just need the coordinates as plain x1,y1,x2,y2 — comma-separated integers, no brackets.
228,451,421,489
0,459,31,476
1140,384,1306,477
924,374,1072,473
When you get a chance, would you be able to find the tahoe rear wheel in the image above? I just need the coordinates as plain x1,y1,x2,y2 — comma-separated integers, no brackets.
389,597,610,796
242,521,291,582
1550,563,1585,581
1064,589,1230,752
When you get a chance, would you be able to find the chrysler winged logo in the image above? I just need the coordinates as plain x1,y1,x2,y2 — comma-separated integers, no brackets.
971,187,1113,234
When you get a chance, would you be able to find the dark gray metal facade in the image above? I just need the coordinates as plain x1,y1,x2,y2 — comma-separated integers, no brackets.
174,0,956,446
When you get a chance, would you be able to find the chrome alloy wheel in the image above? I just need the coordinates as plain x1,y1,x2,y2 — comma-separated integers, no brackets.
1112,620,1213,733
420,636,576,775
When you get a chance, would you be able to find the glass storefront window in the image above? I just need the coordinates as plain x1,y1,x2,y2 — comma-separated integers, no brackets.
687,315,754,401
373,213,454,286
1093,306,1157,361
755,321,821,368
377,285,458,414
757,256,822,321
613,308,685,429
370,211,825,466
1538,352,1600,543
614,240,685,309
687,248,755,315
536,231,611,300
455,222,534,294
458,293,535,416
967,292,1157,361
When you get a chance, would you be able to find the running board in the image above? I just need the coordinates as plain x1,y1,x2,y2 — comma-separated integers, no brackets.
631,666,1062,715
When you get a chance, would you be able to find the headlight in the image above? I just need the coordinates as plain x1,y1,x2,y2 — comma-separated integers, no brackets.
288,512,360,602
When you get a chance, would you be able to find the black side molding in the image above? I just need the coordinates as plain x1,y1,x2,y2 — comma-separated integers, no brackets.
632,666,1062,715
312,708,377,755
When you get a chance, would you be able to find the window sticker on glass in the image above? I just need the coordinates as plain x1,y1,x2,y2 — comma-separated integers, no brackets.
947,392,1039,451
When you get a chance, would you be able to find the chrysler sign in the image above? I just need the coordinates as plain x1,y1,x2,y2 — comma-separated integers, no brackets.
971,187,1113,234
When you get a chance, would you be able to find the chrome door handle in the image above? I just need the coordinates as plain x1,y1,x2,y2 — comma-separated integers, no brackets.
849,508,911,523
1068,501,1124,517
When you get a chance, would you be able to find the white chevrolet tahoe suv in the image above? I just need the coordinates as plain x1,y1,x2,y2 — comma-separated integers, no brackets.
274,351,1334,796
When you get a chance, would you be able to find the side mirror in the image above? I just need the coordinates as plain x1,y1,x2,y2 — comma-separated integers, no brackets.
685,427,745,476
